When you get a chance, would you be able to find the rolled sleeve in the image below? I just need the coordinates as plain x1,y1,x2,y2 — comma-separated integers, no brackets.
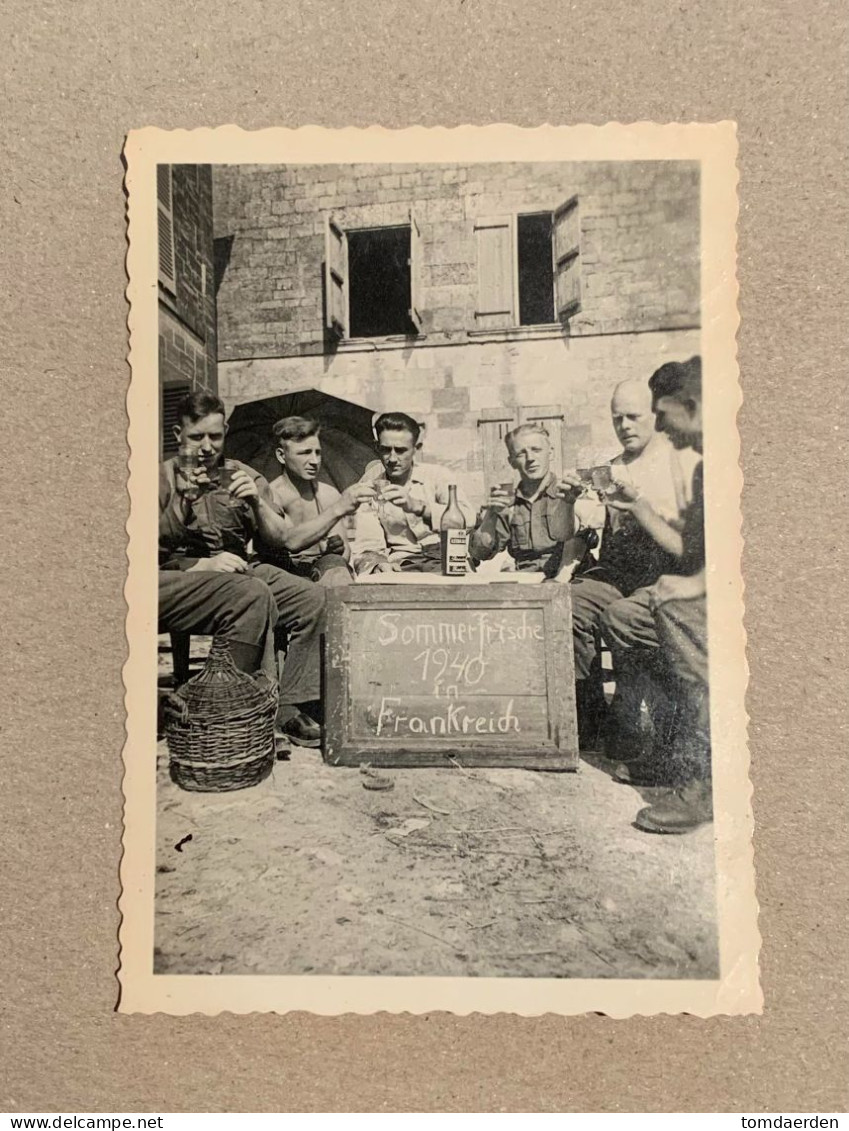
469,507,510,562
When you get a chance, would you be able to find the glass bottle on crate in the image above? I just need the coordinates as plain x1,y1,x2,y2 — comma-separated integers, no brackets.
440,484,468,577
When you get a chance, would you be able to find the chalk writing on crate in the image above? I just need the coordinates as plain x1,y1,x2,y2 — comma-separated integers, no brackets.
349,607,549,742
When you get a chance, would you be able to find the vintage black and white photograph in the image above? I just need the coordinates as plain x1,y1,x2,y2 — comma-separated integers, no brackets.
121,125,758,1016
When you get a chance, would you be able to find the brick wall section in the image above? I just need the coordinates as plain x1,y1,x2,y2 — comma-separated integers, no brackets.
158,309,214,394
212,160,699,359
158,164,217,395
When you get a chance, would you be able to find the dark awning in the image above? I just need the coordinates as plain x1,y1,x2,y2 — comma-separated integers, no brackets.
225,389,378,490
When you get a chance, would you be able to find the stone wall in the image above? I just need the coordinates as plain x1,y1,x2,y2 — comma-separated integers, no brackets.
218,326,701,503
211,160,700,500
212,159,699,359
158,308,215,395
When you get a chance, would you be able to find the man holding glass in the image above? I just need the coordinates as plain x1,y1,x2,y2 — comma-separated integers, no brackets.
568,377,700,759
158,391,371,747
602,357,711,832
350,412,475,575
262,415,357,587
468,423,588,579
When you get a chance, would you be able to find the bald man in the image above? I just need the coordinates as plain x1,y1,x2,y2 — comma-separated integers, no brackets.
572,378,700,761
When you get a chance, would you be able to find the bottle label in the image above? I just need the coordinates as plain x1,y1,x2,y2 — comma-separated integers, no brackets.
441,530,468,576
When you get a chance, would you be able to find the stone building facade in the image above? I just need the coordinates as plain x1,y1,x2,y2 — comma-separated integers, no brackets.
211,160,700,499
158,164,217,457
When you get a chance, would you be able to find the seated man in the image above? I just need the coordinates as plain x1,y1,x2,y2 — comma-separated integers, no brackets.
157,571,279,735
263,415,354,588
568,378,699,754
158,570,278,678
350,412,475,575
159,391,372,747
601,357,712,833
469,423,587,580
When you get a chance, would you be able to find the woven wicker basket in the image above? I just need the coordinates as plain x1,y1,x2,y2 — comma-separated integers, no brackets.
165,638,278,792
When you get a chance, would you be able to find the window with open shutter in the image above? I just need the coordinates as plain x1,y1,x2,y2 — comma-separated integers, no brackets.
477,408,519,498
516,213,556,325
408,208,423,333
474,207,577,330
161,381,191,459
328,220,421,340
324,217,349,338
553,195,582,321
157,165,177,295
473,216,516,330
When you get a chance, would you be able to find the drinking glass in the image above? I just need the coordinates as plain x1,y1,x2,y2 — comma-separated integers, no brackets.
591,465,613,493
576,467,594,496
177,447,201,502
488,482,513,509
373,482,392,522
216,466,242,507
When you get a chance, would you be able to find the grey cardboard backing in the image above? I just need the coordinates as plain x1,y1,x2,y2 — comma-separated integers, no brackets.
1,0,847,1112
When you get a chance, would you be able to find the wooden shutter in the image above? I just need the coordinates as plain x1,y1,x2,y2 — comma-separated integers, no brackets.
520,405,566,479
325,217,349,338
408,209,423,333
161,381,191,459
157,165,177,294
552,195,581,320
477,408,519,497
473,216,516,329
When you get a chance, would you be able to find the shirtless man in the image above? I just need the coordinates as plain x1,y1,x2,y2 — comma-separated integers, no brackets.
265,416,355,587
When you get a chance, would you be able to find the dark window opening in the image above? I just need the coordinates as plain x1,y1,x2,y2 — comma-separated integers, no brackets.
517,213,554,326
348,226,416,339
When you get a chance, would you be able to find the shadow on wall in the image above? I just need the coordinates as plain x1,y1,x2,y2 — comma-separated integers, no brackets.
213,235,234,297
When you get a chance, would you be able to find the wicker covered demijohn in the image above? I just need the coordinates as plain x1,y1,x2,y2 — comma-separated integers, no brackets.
165,638,278,792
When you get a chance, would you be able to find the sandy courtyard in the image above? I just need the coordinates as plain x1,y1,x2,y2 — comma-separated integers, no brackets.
153,738,719,980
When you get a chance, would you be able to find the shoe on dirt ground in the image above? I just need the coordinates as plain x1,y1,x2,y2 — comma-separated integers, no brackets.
275,711,322,749
635,779,714,834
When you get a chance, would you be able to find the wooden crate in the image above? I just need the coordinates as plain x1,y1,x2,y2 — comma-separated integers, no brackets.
323,581,578,770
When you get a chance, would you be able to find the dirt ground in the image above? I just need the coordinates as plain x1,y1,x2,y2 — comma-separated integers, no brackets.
154,735,719,980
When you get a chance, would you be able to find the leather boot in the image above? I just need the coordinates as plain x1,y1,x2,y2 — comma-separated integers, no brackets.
635,779,714,834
